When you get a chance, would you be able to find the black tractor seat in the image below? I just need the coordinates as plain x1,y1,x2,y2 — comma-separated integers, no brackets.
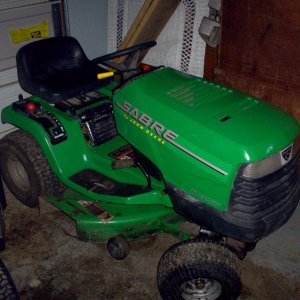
16,36,112,103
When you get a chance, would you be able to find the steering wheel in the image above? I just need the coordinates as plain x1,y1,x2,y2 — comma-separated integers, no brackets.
93,40,156,73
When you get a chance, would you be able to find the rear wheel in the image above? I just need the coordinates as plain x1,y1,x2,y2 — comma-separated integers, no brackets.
157,239,241,300
0,130,65,208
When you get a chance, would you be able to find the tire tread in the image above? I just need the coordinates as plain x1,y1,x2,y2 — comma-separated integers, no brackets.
0,260,19,300
0,130,65,206
157,239,241,300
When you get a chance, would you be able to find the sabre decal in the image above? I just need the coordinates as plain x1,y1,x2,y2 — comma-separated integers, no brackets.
116,100,178,142
116,100,227,176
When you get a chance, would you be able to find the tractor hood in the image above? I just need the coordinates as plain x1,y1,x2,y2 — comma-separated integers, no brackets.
113,67,300,210
114,67,299,167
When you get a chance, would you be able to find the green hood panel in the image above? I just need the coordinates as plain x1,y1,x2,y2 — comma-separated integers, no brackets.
116,68,299,163
113,67,300,210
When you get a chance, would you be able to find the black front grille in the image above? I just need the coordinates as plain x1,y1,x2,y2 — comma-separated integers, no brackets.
229,153,300,236
167,153,300,242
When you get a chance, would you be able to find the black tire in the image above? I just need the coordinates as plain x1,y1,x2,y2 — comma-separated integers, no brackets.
107,235,130,260
0,259,19,300
157,239,241,300
0,130,65,208
0,211,5,251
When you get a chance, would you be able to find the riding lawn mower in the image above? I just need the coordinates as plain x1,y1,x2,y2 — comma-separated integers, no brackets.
0,36,299,299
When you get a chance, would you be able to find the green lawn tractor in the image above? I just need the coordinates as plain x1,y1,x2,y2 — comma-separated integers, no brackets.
0,36,299,300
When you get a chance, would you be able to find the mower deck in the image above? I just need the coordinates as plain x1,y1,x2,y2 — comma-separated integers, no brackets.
48,189,187,243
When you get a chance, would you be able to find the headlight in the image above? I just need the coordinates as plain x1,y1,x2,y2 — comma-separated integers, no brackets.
242,137,300,179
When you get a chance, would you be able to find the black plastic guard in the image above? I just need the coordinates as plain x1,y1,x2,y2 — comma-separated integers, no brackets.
166,154,300,242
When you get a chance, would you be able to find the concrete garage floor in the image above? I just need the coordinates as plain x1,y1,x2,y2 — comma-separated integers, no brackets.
1,186,300,300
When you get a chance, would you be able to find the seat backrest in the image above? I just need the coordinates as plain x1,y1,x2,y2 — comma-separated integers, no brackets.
17,36,89,88
17,37,88,81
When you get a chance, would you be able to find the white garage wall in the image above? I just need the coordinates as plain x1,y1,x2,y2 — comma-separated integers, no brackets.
107,0,209,77
65,0,108,59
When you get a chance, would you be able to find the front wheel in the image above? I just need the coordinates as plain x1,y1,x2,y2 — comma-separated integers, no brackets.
157,239,241,300
107,235,130,260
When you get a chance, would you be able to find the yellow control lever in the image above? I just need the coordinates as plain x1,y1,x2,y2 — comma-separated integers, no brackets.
97,71,114,80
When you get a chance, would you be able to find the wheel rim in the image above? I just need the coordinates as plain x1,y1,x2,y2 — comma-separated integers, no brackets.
7,155,31,192
180,278,222,300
